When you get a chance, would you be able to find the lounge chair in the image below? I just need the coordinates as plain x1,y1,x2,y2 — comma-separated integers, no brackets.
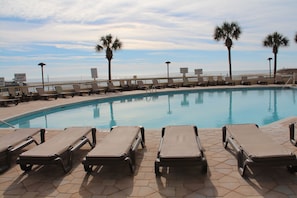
73,84,91,96
127,79,137,90
274,75,285,84
0,97,19,107
289,122,297,146
0,128,45,173
225,77,235,85
82,126,145,174
167,78,179,88
216,76,225,85
197,77,207,86
55,86,75,98
152,79,164,89
155,125,207,176
20,86,35,101
17,127,96,173
91,82,105,94
182,78,195,87
137,80,150,90
7,87,22,101
257,76,268,85
36,88,58,100
119,80,131,91
207,76,217,86
107,81,123,92
241,76,251,85
222,124,297,177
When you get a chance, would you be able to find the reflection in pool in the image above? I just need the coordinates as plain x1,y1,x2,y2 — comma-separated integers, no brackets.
2,87,296,129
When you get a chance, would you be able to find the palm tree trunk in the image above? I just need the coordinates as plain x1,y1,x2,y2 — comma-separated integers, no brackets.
273,53,277,79
228,48,232,79
108,59,112,81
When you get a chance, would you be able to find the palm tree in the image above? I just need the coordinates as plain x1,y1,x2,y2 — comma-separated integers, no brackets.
263,32,289,78
295,33,297,43
213,22,242,79
95,34,122,81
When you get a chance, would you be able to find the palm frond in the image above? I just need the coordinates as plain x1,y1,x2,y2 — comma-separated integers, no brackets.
112,38,122,50
213,21,241,41
263,32,289,48
95,45,103,52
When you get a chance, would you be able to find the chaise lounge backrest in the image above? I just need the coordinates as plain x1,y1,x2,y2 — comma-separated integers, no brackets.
160,125,201,159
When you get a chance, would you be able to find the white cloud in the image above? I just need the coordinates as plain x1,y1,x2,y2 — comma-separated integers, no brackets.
0,0,297,80
1,0,296,52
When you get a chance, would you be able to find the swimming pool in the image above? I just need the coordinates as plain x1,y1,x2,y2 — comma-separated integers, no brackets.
1,87,296,129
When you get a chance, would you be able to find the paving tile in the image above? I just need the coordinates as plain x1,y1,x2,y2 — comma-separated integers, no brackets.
0,91,297,197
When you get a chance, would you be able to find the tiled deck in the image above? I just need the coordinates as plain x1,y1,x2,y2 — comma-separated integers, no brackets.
1,88,297,197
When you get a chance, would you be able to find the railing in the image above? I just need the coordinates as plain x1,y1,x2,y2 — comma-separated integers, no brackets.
0,75,295,95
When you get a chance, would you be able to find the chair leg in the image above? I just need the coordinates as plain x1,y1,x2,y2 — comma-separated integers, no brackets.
2,151,11,173
130,150,136,167
224,141,229,149
289,123,297,146
20,163,33,172
222,126,228,148
125,157,135,174
65,152,73,173
201,161,208,174
237,150,246,177
140,127,145,146
56,153,72,173
155,161,161,176
84,164,93,172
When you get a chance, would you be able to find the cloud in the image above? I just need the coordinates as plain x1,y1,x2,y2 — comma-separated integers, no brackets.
1,0,297,52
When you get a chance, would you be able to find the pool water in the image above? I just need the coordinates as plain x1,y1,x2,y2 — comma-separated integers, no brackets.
2,87,297,129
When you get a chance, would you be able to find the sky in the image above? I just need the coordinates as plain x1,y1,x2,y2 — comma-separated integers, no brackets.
0,0,297,82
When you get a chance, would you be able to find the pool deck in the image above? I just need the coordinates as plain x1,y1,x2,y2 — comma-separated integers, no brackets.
1,86,297,197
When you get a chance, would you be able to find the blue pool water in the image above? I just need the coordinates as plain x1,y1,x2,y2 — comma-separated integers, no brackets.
1,87,296,129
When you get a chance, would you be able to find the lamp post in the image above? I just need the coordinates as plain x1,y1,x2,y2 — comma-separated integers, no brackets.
38,62,46,89
267,57,272,78
165,61,171,79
